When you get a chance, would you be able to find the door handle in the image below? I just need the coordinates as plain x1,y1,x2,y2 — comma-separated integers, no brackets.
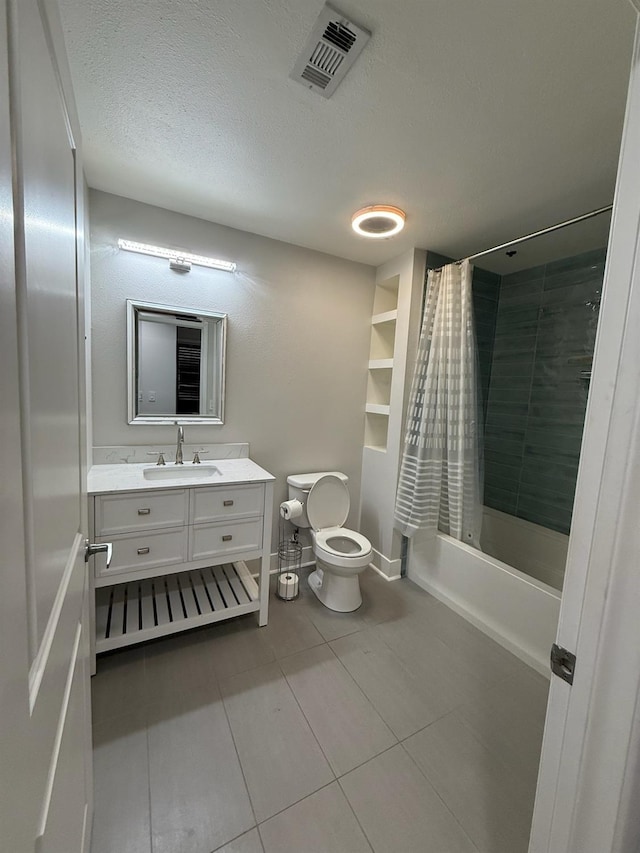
85,540,113,568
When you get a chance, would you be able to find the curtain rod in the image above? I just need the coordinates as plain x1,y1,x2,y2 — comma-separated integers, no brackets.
433,205,613,271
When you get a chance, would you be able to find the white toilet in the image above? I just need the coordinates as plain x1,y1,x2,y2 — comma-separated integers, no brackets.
287,472,373,612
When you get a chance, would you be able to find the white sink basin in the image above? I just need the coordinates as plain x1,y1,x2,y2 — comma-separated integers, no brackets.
143,464,221,481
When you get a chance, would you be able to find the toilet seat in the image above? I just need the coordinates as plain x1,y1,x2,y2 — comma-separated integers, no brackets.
307,475,372,570
314,526,371,558
313,527,372,571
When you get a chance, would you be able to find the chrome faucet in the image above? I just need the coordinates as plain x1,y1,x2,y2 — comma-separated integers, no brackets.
174,422,184,464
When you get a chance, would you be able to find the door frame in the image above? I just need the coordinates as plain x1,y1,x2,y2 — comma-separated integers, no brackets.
529,10,640,852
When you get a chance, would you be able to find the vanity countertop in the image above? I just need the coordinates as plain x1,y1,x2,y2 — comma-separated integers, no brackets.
87,458,275,495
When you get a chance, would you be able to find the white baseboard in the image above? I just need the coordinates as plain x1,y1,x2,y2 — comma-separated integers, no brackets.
369,548,402,581
267,546,401,582
368,562,402,582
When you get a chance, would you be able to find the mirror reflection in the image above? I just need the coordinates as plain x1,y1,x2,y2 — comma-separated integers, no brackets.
127,300,226,424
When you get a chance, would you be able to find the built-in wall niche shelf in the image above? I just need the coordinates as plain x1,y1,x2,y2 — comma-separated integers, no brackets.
365,403,390,415
364,411,389,452
95,561,259,652
369,319,396,361
371,309,398,325
364,273,400,452
360,250,426,575
366,367,392,408
372,274,400,314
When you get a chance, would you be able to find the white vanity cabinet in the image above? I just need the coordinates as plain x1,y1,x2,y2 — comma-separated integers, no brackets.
88,461,274,661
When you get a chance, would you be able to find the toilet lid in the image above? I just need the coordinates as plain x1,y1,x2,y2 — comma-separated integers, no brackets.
306,474,350,531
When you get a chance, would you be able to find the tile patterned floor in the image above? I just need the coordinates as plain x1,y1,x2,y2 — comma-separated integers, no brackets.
90,568,549,853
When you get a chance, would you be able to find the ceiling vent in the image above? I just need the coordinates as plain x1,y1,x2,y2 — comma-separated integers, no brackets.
291,3,371,98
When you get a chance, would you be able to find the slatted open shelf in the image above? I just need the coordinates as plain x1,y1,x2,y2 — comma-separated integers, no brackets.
95,561,259,653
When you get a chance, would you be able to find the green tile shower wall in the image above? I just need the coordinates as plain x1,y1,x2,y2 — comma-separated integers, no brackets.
471,266,500,420
421,249,602,535
484,248,606,534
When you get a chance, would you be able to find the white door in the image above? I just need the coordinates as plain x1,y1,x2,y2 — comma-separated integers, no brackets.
0,0,92,851
529,11,640,853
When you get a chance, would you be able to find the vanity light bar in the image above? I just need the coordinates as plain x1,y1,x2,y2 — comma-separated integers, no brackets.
118,239,237,272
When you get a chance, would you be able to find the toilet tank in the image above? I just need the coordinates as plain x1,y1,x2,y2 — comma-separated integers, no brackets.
286,472,349,529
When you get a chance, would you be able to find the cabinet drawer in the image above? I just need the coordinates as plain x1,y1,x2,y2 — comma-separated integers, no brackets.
95,528,188,578
190,517,263,561
191,483,264,523
96,490,188,535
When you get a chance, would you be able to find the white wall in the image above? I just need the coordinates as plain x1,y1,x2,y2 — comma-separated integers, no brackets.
89,190,376,543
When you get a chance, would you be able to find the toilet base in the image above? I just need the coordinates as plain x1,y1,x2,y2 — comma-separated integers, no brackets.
308,568,362,613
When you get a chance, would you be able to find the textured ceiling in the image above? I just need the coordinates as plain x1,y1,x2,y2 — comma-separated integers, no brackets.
57,0,636,267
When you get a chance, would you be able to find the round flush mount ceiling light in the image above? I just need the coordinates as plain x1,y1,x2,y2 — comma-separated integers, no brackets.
351,205,406,238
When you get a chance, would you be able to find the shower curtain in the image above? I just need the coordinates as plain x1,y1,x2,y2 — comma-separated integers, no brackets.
394,259,482,546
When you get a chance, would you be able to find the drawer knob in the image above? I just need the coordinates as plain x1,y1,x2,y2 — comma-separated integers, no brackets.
222,534,233,542
138,508,151,515
137,547,150,555
223,499,234,507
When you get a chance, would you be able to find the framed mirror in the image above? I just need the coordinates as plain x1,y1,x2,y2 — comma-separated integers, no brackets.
126,300,227,424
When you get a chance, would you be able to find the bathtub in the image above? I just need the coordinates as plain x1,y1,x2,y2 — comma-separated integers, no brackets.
480,507,568,591
406,508,564,676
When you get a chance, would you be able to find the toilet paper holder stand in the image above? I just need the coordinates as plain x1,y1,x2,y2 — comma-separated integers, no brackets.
276,507,302,601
